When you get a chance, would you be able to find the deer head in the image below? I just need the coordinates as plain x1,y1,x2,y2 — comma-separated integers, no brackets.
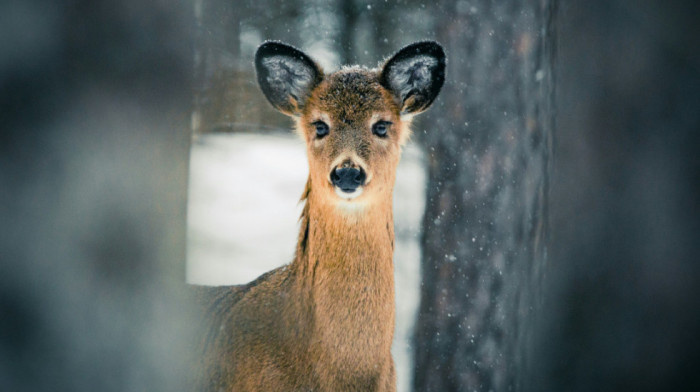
255,41,445,211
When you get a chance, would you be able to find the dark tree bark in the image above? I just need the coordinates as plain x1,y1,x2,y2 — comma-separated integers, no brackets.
413,1,556,391
534,1,700,391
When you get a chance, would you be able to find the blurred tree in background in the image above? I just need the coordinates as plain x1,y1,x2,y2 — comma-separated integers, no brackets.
536,1,700,391
1,1,194,391
413,1,554,391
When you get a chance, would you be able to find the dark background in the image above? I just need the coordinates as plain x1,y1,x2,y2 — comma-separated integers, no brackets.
1,0,698,391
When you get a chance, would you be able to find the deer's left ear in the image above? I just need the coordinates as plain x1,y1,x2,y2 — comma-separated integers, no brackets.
380,41,446,115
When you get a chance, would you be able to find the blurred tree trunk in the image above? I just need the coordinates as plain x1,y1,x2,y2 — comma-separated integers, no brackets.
193,0,240,133
534,1,700,391
338,0,396,66
413,1,556,391
369,1,395,60
0,1,194,391
339,0,359,64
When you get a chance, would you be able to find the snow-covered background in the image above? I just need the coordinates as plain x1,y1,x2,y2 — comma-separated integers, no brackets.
186,132,426,392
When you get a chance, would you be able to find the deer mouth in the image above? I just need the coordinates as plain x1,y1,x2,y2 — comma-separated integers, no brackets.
334,185,363,200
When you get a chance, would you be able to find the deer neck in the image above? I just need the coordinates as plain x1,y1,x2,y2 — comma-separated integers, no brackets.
294,182,395,286
292,179,396,360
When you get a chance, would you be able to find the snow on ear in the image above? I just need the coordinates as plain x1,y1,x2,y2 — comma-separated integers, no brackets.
255,41,323,116
380,41,446,115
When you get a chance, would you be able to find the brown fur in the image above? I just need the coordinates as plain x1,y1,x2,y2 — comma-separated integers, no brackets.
193,42,444,391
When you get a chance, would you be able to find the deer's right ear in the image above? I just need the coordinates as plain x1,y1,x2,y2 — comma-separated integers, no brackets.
255,41,323,116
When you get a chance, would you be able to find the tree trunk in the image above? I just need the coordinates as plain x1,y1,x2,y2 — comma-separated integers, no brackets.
193,0,240,134
413,1,556,391
339,0,359,65
0,1,194,391
534,1,700,390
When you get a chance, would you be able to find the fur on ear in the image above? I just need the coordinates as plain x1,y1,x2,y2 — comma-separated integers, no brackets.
255,41,323,116
379,41,446,115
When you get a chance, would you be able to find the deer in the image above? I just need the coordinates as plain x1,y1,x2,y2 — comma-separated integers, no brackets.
193,40,445,392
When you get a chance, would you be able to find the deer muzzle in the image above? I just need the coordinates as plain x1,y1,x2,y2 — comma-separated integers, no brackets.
330,167,366,195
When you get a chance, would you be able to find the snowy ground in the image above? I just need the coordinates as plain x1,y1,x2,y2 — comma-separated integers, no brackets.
186,132,425,392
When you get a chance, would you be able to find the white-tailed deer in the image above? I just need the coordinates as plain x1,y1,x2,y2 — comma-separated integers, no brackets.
194,41,445,391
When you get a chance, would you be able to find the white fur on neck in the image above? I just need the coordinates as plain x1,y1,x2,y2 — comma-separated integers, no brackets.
334,199,367,214
332,186,367,214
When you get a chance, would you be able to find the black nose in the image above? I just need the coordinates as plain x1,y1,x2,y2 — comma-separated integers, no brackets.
330,167,366,192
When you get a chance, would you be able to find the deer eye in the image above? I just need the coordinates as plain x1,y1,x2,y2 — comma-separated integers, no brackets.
372,120,392,137
312,121,329,138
